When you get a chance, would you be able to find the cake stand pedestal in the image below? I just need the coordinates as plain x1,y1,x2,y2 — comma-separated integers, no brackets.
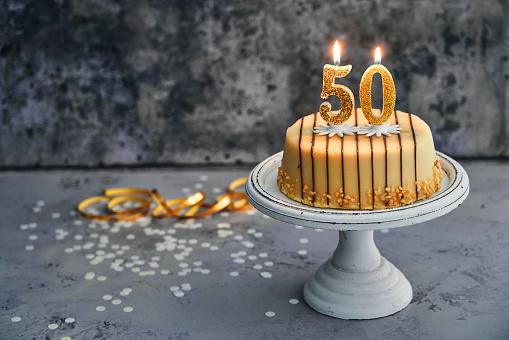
246,151,469,320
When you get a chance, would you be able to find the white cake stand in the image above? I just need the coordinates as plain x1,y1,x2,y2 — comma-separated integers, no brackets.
246,151,469,320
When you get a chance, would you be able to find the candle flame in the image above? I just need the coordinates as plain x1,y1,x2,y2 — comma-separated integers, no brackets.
334,41,341,65
374,46,382,65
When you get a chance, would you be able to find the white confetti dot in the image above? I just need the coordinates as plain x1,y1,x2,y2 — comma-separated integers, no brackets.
220,212,230,217
25,245,34,251
74,220,83,226
253,264,263,270
173,290,185,297
170,286,180,291
380,229,390,233
11,316,21,323
201,269,211,274
102,294,112,300
247,229,256,234
314,228,324,232
201,242,210,248
28,223,37,229
259,252,268,258
242,241,254,248
299,238,309,244
210,245,219,251
160,269,170,275
248,255,257,260
28,234,38,241
217,222,231,229
64,318,75,323
254,232,263,238
36,200,45,206
52,213,61,219
229,271,239,277
84,272,95,280
177,271,187,276
61,337,71,340
33,207,41,213
122,287,132,292
246,209,256,215
260,272,272,279
194,183,204,189
123,307,133,313
199,175,209,181
264,261,274,267
112,299,122,305
96,306,106,312
298,250,308,256
179,263,188,268
97,276,106,281
233,235,243,241
289,299,299,305
19,224,28,230
295,225,304,229
48,323,58,330
181,283,192,291
126,234,135,240
265,311,276,317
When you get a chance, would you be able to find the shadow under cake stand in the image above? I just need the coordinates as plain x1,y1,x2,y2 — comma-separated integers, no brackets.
246,151,469,320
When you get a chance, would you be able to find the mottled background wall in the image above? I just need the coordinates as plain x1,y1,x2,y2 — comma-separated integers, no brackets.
0,0,507,168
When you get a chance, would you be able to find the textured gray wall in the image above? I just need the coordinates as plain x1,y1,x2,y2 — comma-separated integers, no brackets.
0,0,507,167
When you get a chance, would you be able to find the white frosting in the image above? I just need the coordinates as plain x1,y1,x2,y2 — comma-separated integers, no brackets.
357,123,402,137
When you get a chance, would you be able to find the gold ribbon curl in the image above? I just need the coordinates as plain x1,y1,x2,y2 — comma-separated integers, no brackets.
78,177,253,222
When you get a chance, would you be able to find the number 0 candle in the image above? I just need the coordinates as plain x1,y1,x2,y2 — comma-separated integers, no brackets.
359,47,396,125
319,41,355,125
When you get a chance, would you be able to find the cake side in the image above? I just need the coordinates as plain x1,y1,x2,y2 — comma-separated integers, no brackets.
277,108,443,210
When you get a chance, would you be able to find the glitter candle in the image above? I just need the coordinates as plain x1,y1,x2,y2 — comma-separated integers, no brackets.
319,41,355,125
359,46,396,125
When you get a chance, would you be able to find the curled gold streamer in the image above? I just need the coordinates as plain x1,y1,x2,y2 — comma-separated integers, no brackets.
78,177,253,222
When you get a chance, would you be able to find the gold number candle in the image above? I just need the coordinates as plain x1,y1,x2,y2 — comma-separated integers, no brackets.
359,47,396,125
320,41,355,125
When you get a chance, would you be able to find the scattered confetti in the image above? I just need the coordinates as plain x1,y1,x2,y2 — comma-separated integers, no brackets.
229,271,239,277
25,245,34,251
265,311,276,317
289,299,299,305
64,318,75,323
48,323,58,330
95,306,106,312
112,299,122,305
299,238,309,244
102,295,112,300
123,307,133,313
11,316,21,323
84,272,95,280
260,272,272,279
61,337,72,340
52,213,61,219
173,290,185,298
97,276,107,281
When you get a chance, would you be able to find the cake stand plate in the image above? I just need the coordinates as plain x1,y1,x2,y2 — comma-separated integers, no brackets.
246,151,469,319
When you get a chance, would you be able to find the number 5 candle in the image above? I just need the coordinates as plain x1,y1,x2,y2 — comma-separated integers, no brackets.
319,41,355,125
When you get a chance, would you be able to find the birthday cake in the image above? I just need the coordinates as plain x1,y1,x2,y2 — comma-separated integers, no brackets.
276,108,443,210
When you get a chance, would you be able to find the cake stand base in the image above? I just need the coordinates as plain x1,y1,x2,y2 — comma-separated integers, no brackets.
303,230,412,319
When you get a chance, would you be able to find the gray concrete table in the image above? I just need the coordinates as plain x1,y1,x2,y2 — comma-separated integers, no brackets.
1,161,508,339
